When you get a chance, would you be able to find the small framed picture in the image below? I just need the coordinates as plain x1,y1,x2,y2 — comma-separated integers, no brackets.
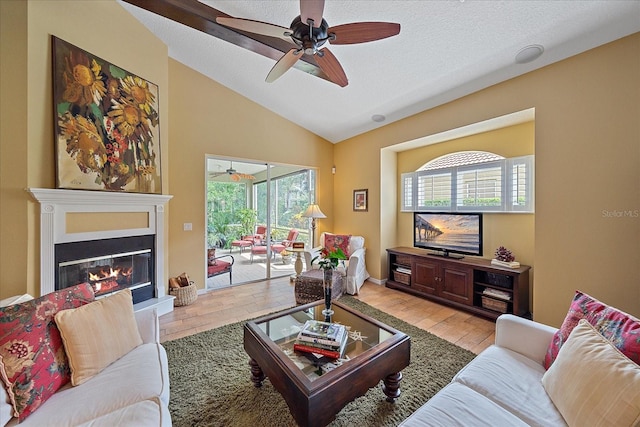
353,189,368,212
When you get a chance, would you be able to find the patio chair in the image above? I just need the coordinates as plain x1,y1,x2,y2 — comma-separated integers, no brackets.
207,254,234,284
230,225,266,253
244,225,267,245
271,229,299,255
250,245,273,263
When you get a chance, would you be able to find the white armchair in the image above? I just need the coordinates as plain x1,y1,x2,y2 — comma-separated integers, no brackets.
303,232,370,295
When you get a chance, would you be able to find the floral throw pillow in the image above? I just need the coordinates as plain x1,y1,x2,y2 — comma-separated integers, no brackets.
0,283,94,420
324,233,351,258
544,290,640,369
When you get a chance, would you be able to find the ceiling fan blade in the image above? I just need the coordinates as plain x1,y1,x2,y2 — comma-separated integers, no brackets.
300,0,325,28
328,22,401,45
216,17,292,41
314,48,348,87
266,49,302,83
123,0,338,85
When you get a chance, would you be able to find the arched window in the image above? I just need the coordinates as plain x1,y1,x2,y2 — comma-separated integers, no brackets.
401,151,534,213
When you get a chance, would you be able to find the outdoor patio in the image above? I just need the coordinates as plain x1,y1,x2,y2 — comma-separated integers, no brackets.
206,247,303,290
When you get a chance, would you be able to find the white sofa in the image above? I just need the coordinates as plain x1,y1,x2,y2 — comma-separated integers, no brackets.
1,307,171,427
303,232,370,295
401,314,564,426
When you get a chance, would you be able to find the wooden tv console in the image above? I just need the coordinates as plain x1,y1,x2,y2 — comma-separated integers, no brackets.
386,247,531,320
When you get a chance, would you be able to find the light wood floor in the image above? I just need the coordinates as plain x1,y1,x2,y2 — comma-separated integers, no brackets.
159,278,496,355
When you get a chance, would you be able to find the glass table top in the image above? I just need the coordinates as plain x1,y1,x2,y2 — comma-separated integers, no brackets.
255,302,395,382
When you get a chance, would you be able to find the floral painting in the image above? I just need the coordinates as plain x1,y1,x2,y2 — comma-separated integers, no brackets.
52,36,161,193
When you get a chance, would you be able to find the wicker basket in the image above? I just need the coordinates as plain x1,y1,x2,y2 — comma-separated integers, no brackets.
481,296,508,313
393,270,411,286
395,255,412,266
170,283,198,306
485,272,513,289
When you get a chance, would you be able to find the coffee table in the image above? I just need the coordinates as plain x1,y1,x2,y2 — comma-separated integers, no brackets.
244,301,411,427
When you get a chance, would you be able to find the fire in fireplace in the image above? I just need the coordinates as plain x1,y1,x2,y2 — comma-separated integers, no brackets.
55,235,155,304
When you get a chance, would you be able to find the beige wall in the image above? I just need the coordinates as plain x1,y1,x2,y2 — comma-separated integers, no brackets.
335,34,640,326
0,0,29,298
167,60,333,288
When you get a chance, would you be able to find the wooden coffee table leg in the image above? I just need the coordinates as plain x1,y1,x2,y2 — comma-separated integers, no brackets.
382,372,403,402
249,358,265,387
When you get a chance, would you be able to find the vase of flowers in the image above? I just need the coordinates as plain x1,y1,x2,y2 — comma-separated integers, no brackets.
312,247,347,316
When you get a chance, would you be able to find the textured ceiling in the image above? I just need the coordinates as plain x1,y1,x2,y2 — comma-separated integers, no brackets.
120,1,640,143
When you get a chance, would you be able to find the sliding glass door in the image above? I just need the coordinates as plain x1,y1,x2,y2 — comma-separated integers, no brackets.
206,157,315,289
254,167,314,278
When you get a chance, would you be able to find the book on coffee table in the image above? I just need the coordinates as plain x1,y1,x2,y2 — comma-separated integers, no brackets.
294,334,348,359
295,320,348,359
298,320,346,346
298,323,347,348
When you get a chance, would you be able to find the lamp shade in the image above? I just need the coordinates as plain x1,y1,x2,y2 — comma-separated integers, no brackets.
302,204,326,219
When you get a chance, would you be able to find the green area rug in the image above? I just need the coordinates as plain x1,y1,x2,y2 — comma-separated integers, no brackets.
164,296,476,427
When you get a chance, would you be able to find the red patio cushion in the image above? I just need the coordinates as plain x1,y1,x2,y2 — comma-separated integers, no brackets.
208,261,231,276
251,246,268,255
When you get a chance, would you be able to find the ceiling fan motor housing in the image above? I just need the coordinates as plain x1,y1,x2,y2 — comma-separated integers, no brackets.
290,16,330,55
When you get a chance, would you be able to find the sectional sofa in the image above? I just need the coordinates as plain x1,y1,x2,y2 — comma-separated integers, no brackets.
401,292,640,426
0,286,171,426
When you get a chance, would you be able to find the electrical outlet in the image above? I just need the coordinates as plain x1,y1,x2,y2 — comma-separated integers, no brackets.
183,223,192,231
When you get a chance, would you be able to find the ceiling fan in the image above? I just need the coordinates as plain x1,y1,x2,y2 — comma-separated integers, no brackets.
209,161,255,182
215,0,401,87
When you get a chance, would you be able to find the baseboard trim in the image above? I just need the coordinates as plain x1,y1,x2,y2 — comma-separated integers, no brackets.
366,277,386,286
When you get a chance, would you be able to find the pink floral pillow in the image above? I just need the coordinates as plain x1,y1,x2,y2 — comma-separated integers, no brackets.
544,290,640,369
0,283,94,420
324,233,351,258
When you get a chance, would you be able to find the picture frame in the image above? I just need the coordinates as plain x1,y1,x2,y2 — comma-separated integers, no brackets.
52,36,162,194
353,189,368,212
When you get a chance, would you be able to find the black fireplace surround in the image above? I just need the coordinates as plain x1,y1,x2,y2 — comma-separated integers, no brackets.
55,235,155,304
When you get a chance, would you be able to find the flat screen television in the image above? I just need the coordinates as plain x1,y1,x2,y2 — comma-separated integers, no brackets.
414,212,483,259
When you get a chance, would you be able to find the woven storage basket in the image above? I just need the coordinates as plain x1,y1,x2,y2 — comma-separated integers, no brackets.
481,296,508,313
393,270,411,285
170,283,197,306
395,255,412,266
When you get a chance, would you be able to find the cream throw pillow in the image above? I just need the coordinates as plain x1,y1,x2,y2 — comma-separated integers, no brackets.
55,289,143,386
542,319,640,427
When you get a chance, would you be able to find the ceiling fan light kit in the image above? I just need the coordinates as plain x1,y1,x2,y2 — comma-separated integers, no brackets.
215,0,400,87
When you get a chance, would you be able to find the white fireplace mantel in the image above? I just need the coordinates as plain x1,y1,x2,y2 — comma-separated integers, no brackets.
28,188,174,315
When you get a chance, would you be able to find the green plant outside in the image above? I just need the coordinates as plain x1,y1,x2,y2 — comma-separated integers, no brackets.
207,181,249,248
419,196,527,208
236,208,257,239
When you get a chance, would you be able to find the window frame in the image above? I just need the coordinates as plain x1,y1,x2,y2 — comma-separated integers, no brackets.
401,154,534,213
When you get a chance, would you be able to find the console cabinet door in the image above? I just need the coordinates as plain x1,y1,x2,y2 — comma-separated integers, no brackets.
440,264,473,306
413,260,438,295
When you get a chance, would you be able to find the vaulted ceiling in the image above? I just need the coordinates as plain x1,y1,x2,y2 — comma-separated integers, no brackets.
120,0,640,143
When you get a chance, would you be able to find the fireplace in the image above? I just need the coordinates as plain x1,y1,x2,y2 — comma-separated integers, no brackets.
28,188,174,315
55,235,155,304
